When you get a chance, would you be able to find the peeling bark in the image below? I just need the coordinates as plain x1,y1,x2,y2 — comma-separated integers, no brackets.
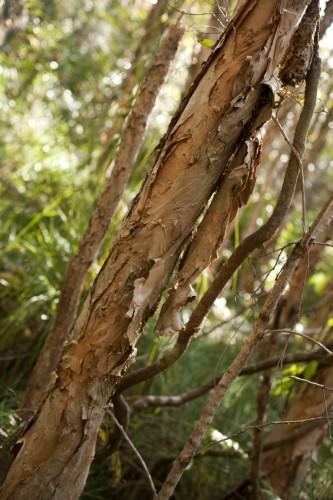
1,2,313,499
116,0,320,402
156,0,322,336
156,133,263,334
22,18,185,414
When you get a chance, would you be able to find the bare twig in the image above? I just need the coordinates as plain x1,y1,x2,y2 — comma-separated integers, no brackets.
290,375,333,392
273,115,306,233
109,409,157,497
96,394,130,461
201,415,333,454
314,241,333,248
267,329,333,356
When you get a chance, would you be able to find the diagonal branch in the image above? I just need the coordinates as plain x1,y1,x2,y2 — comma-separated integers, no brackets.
117,33,321,395
22,18,185,414
130,344,333,411
108,409,157,497
156,192,333,500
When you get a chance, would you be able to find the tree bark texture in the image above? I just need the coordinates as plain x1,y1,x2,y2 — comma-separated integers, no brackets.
22,18,185,414
0,1,313,498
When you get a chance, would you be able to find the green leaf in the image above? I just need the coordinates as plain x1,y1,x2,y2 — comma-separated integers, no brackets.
199,38,215,48
327,317,333,328
303,360,318,380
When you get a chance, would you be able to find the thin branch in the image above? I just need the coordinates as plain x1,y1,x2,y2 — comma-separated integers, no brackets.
130,345,333,411
266,329,333,356
314,241,333,248
108,409,157,498
201,415,333,453
156,192,333,499
221,416,329,498
273,115,306,233
117,25,321,395
290,375,333,392
261,417,327,452
96,394,130,461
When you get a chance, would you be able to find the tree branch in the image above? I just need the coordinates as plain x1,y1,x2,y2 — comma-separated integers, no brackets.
108,409,157,498
130,346,333,411
22,17,185,414
156,192,333,498
117,29,321,395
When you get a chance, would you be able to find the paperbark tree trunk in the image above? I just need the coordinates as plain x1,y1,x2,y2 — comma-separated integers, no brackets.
21,16,184,416
0,1,312,499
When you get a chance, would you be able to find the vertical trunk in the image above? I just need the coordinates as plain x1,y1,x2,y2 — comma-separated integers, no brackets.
0,1,311,499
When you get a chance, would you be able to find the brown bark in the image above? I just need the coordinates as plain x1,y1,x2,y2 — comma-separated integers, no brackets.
116,6,321,395
22,18,185,414
1,2,312,499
